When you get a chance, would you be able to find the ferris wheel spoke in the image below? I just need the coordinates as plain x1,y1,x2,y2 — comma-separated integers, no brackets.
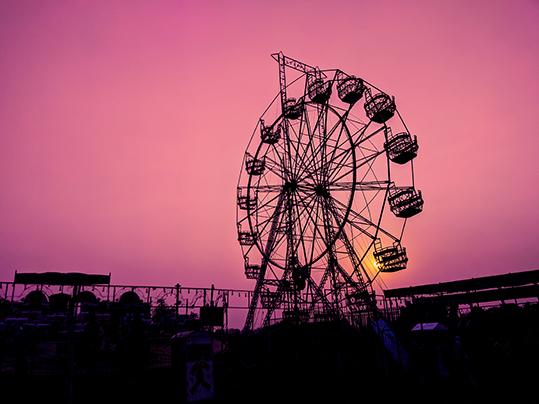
332,219,377,286
333,197,400,242
291,193,311,264
302,131,356,185
256,175,282,197
345,115,368,127
318,105,328,176
327,203,375,283
255,201,290,239
307,276,336,314
298,137,350,182
326,144,370,184
312,103,332,171
281,122,299,181
293,109,317,182
241,242,259,258
255,206,283,232
256,182,285,221
295,114,348,184
292,103,311,180
354,178,383,222
252,184,283,193
294,106,343,182
330,198,377,240
295,136,353,186
308,196,322,266
254,194,287,242
269,191,316,262
304,104,322,180
293,192,316,240
354,149,385,210
262,154,288,180
322,123,381,181
294,192,319,250
294,203,323,264
324,117,351,171
296,105,325,183
310,104,329,183
352,125,385,149
355,147,387,215
327,180,392,192
330,149,384,185
265,144,285,179
238,191,282,226
324,121,371,174
268,142,288,179
261,213,289,262
285,120,306,178
268,227,289,262
293,190,323,268
304,196,336,250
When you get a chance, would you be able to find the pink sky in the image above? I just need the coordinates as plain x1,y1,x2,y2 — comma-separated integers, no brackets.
0,0,538,290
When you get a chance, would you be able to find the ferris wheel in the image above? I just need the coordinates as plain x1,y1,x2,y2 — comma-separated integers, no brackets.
237,52,424,331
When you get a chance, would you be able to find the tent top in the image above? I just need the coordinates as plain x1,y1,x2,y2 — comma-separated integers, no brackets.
14,272,111,286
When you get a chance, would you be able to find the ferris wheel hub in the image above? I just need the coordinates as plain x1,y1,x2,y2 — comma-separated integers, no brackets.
283,180,298,193
314,184,330,198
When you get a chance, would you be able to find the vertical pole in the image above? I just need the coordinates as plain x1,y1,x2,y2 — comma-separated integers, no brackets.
224,292,229,330
66,284,80,404
175,284,180,319
278,52,287,112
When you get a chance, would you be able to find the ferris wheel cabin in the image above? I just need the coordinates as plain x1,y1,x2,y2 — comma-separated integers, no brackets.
384,128,419,164
388,186,424,218
364,88,396,124
237,187,257,210
283,98,304,120
336,74,365,104
373,239,408,272
245,153,266,176
307,73,332,104
244,257,261,280
260,119,281,144
237,225,257,246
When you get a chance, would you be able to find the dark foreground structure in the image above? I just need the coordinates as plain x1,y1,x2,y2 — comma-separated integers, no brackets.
1,270,538,403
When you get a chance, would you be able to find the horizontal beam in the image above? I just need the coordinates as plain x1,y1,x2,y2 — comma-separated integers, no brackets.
414,284,539,306
384,269,539,298
14,272,111,286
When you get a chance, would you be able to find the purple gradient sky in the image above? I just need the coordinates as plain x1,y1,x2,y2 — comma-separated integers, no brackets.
0,0,538,289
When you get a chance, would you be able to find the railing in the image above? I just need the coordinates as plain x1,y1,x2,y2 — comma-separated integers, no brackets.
10,278,525,328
